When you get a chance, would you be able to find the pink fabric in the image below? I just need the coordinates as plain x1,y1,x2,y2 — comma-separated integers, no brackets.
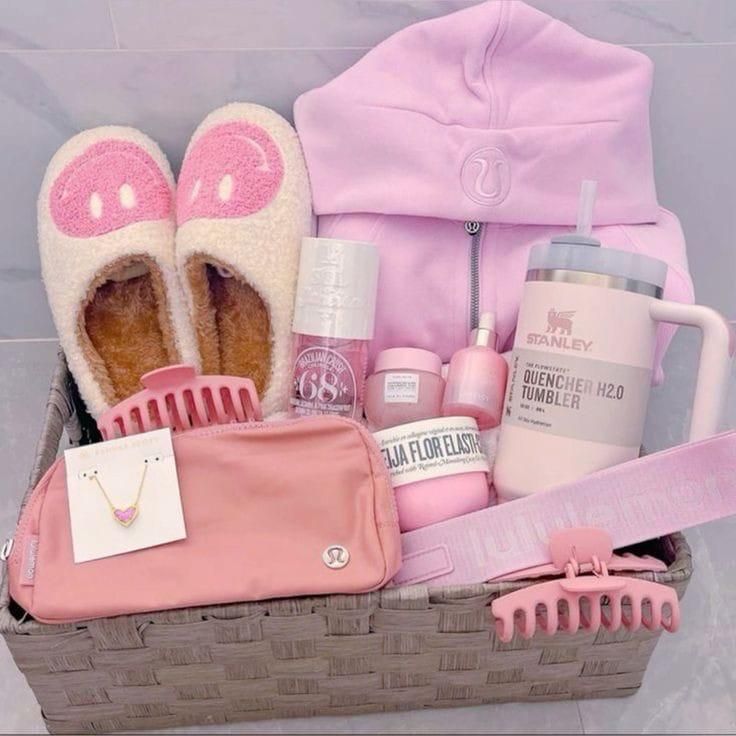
49,140,171,237
176,121,284,224
293,1,695,377
8,418,400,623
294,1,656,225
394,430,736,586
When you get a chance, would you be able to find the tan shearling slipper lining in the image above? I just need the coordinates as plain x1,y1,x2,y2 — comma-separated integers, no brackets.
77,255,180,406
185,253,272,398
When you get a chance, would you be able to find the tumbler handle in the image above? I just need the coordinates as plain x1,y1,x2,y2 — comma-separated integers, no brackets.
649,301,734,441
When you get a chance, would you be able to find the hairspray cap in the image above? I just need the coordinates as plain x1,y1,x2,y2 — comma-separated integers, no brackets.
293,237,380,340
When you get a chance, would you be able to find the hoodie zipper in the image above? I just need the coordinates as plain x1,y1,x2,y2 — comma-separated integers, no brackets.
464,220,484,331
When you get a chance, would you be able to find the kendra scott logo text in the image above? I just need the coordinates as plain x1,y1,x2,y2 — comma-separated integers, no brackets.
526,309,592,352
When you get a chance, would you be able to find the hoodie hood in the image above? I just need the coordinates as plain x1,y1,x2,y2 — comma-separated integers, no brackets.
294,0,658,226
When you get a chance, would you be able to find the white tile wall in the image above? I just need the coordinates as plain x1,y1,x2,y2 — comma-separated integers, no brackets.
0,0,116,50
0,1,734,733
107,0,736,49
0,45,364,337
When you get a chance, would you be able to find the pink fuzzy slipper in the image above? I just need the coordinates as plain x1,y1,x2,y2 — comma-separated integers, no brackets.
176,104,313,416
38,126,199,418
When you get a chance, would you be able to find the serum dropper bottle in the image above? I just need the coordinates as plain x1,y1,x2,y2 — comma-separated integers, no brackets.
441,312,508,429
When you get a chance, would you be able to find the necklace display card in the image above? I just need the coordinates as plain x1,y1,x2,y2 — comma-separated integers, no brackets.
64,428,186,563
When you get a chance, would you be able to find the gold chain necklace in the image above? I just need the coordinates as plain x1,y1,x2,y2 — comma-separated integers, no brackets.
88,461,149,527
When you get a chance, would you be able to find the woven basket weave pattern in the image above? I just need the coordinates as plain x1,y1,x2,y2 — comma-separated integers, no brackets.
0,355,693,734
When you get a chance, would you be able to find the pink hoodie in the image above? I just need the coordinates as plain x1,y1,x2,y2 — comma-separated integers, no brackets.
294,0,693,381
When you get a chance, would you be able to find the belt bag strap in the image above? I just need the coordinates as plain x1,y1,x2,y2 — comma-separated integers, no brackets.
395,431,736,586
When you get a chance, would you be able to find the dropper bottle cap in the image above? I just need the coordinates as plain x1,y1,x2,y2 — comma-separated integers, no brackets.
474,312,497,348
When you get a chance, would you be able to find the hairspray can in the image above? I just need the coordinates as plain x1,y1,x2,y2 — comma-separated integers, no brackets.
289,237,379,419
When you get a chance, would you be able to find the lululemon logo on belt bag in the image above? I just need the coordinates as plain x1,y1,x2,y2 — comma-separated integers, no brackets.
461,147,510,206
322,545,350,569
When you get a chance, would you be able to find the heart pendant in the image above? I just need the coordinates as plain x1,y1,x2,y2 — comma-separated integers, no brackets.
113,506,138,527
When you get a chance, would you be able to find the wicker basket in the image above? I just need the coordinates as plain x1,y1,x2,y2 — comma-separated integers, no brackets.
0,354,693,735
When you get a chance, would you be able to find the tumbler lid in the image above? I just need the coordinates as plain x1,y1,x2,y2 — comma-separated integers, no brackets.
528,238,668,291
528,179,667,291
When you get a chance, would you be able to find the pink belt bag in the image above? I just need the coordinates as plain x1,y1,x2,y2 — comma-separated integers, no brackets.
6,417,401,624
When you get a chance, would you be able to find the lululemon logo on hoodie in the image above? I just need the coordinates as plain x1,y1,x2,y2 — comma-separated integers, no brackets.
461,147,510,206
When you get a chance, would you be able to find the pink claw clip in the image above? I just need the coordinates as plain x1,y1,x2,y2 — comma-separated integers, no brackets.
97,364,262,439
491,528,680,642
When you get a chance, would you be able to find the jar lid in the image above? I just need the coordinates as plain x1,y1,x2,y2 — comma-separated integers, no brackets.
528,234,668,291
374,348,443,376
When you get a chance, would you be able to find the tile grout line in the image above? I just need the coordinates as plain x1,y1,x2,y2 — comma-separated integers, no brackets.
627,40,736,48
0,338,57,344
0,42,735,54
576,701,586,734
107,0,121,50
0,46,374,53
